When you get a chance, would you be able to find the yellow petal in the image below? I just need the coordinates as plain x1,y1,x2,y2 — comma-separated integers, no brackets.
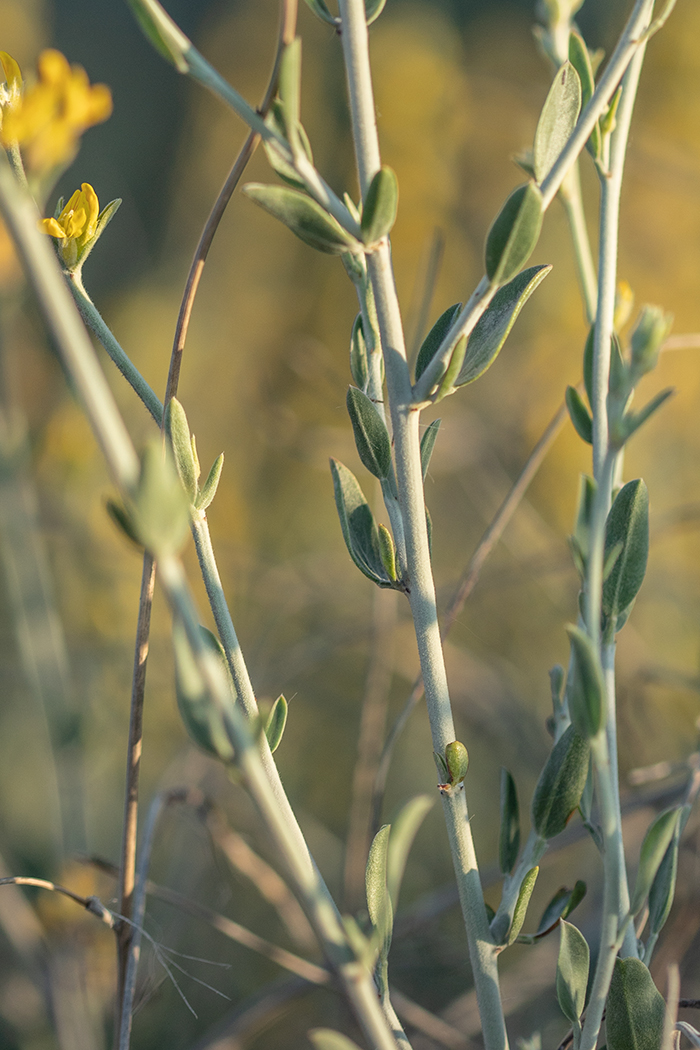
40,217,66,238
63,207,87,239
58,188,81,224
0,50,22,89
37,49,71,86
80,183,100,234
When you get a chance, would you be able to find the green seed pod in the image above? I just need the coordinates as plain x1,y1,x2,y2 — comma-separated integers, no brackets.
445,740,469,784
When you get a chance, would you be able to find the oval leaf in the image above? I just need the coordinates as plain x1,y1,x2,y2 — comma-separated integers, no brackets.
346,386,392,479
377,523,397,581
265,694,288,753
648,818,680,940
602,480,649,620
499,768,520,876
565,624,606,738
455,265,551,387
366,823,393,963
420,418,441,479
534,62,582,183
484,181,544,286
532,724,590,839
414,303,462,383
329,458,389,585
349,314,369,390
165,397,198,502
536,881,587,937
607,958,666,1050
556,920,589,1025
361,166,398,245
631,807,681,916
569,31,602,160
566,385,593,444
243,183,359,255
196,452,224,511
131,440,190,556
508,866,539,945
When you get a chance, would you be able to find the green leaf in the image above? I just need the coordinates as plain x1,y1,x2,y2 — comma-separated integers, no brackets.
172,620,235,762
349,314,369,390
131,440,190,556
196,453,224,511
556,920,589,1025
630,305,673,382
565,624,606,738
106,498,143,550
455,265,551,387
301,0,338,25
631,808,681,916
126,0,191,72
445,740,469,784
572,474,596,568
566,385,593,444
617,388,674,446
602,480,649,620
330,458,389,585
165,397,198,502
263,102,314,191
499,768,520,875
386,795,434,912
414,303,462,383
536,881,587,937
265,694,288,753
606,958,666,1050
508,866,539,945
569,32,601,160
278,38,302,146
346,387,392,479
361,166,398,245
365,0,387,24
532,725,590,839
366,824,393,964
420,419,441,480
243,183,360,255
533,62,582,183
434,335,467,401
648,817,680,939
377,524,398,582
484,182,544,286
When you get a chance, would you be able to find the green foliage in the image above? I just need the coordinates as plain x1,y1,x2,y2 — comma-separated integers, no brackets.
243,184,360,254
533,62,582,183
566,385,593,444
556,920,589,1025
361,166,398,245
630,807,681,916
414,303,462,383
484,182,544,286
499,768,520,875
366,823,393,977
606,958,666,1050
535,881,587,937
265,694,288,753
532,725,590,839
386,794,434,911
346,386,392,479
420,418,441,479
172,621,235,761
349,314,369,390
455,266,551,387
196,453,224,511
629,305,673,382
130,440,190,556
507,866,539,945
377,523,398,581
445,740,469,784
330,458,393,586
565,624,606,738
568,31,602,160
602,480,649,622
165,397,198,502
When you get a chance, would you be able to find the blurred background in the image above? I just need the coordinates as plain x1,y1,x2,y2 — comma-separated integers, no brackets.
1,0,700,1047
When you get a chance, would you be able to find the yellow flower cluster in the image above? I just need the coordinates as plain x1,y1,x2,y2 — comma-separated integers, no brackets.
0,49,112,172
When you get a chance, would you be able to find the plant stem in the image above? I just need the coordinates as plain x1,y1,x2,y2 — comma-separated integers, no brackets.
337,2,508,1047
559,164,597,325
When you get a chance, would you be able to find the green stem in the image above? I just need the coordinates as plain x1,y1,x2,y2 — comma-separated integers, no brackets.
69,273,164,426
337,3,508,1047
559,164,597,325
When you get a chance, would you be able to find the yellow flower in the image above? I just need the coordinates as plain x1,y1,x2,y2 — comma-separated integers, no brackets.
1,48,112,172
41,182,100,269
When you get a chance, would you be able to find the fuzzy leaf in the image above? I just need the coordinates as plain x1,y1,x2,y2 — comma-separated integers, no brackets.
131,441,190,556
377,524,397,582
568,32,601,159
420,419,441,480
414,303,461,383
532,725,590,839
386,795,434,912
556,920,589,1025
455,265,551,387
648,816,680,939
602,480,649,620
534,62,582,183
278,38,302,142
196,453,224,511
265,694,288,753
631,808,681,916
508,867,539,945
366,824,393,965
165,397,198,502
361,166,398,245
536,881,587,937
566,624,606,738
263,102,314,191
330,458,389,585
606,958,666,1050
566,385,593,444
243,183,359,255
349,314,369,390
499,768,520,875
484,182,544,286
346,386,392,479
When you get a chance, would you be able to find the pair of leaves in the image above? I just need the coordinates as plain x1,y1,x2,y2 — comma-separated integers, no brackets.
330,458,394,587
414,266,551,395
165,397,224,512
531,724,590,839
